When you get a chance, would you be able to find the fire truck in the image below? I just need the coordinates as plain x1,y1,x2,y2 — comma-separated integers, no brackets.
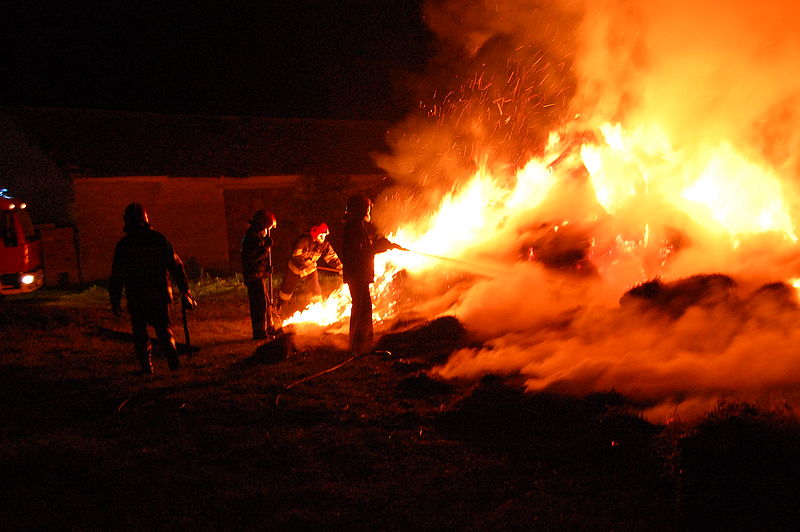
0,189,44,296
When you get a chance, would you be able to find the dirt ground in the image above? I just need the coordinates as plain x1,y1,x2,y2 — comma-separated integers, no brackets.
1,283,798,530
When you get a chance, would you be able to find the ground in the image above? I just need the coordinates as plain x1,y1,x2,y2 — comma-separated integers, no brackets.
1,279,798,530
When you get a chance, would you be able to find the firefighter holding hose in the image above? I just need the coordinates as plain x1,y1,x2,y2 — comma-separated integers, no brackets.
341,194,402,356
277,222,342,316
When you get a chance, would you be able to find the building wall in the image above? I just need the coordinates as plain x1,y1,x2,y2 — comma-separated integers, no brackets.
221,174,392,273
73,174,391,282
73,177,229,282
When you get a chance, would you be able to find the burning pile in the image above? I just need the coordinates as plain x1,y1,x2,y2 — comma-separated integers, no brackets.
289,0,800,421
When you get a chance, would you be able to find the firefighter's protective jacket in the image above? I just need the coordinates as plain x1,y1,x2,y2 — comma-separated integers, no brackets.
109,225,189,307
241,224,273,282
288,233,342,278
342,218,393,285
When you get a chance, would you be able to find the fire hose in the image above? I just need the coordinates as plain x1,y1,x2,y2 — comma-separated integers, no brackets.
317,249,505,277
394,247,509,278
275,350,391,405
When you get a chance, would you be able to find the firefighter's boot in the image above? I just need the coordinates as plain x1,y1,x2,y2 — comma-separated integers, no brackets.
136,347,154,375
164,337,180,370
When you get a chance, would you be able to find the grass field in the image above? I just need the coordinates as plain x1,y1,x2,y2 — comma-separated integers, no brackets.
1,278,799,530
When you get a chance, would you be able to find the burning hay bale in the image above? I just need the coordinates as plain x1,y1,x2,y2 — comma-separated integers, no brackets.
375,316,469,367
619,273,737,318
520,222,598,277
744,281,799,313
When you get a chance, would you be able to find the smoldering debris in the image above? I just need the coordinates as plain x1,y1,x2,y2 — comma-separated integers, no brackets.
436,375,659,460
745,281,799,313
376,315,470,366
619,273,737,318
519,221,598,277
620,274,800,320
235,332,297,368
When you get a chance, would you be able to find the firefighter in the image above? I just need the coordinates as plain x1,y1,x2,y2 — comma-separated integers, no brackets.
341,194,401,356
241,209,277,339
277,222,342,315
110,202,196,375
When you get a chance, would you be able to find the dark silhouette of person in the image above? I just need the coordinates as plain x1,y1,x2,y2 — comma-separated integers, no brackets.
110,202,196,374
241,209,277,339
341,194,401,355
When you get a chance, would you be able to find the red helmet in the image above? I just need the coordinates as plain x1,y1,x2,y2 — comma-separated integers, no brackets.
309,222,329,239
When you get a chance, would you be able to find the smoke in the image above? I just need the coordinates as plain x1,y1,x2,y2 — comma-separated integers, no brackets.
369,0,800,421
572,1,800,147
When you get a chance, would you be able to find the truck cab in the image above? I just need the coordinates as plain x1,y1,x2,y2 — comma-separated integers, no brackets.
0,191,44,295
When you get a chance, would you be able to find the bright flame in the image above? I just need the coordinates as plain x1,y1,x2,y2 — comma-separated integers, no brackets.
582,123,796,241
285,162,558,327
680,143,796,240
288,119,798,333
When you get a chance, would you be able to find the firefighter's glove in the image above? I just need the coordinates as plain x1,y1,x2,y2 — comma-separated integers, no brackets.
181,292,197,310
112,304,123,317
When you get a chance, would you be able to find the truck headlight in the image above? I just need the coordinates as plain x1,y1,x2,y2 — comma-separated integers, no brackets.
20,274,35,285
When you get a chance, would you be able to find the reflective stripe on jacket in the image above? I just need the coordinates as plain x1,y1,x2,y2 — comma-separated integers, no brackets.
288,234,341,277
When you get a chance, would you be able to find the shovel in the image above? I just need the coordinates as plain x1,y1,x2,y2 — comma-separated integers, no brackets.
180,302,200,356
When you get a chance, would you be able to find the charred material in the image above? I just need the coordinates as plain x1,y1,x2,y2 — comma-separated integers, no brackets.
376,316,469,367
437,376,659,462
744,281,799,312
520,222,597,277
619,273,737,318
236,332,296,368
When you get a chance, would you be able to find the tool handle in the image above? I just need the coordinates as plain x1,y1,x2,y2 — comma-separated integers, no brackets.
182,304,191,345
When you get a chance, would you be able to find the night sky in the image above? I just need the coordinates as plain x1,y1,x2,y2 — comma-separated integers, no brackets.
1,1,433,119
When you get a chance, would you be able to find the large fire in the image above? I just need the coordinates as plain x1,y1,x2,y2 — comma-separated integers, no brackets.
286,0,800,421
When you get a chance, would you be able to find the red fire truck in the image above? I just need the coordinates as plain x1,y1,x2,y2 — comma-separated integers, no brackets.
0,189,44,296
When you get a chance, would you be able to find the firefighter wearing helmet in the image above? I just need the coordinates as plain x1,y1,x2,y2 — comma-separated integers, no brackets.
109,202,197,374
277,222,342,315
241,209,278,339
341,194,402,356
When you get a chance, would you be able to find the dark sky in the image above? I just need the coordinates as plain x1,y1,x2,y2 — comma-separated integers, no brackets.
1,1,433,119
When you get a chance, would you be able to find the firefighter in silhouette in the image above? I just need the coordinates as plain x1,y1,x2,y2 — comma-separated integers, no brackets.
341,194,402,355
110,202,196,374
277,222,342,315
241,209,277,339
